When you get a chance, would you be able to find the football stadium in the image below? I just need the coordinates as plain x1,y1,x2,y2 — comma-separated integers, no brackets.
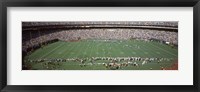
22,21,178,70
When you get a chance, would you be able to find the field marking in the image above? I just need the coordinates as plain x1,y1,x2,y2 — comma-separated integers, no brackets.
90,41,96,58
69,42,81,58
101,43,106,57
149,43,177,57
81,41,88,57
49,42,71,58
68,41,86,58
156,52,161,54
124,41,136,56
107,43,112,57
113,41,124,57
132,52,136,54
58,43,72,54
153,42,178,52
129,41,149,57
97,42,104,57
35,40,176,60
84,40,92,58
140,42,168,57
28,42,59,59
60,43,73,58
88,41,93,57
111,42,119,57
96,42,99,56
146,43,170,57
139,41,158,57
139,41,165,57
39,43,65,59
63,43,76,58
73,41,85,58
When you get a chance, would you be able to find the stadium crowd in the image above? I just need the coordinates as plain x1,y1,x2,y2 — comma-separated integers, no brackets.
22,28,178,53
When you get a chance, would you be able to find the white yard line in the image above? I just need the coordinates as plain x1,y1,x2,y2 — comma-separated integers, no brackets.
89,41,95,58
60,43,72,58
69,43,79,58
96,42,99,56
149,43,177,57
74,43,82,58
83,41,91,58
40,43,64,59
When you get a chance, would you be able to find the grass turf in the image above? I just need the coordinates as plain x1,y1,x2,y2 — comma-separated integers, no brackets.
24,39,178,70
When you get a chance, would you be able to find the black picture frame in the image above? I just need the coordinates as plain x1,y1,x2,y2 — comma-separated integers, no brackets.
0,0,200,92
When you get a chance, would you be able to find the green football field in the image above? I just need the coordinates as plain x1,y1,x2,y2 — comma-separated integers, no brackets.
24,39,178,70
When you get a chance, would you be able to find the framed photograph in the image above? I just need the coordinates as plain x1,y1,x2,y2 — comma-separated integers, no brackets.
1,0,199,92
